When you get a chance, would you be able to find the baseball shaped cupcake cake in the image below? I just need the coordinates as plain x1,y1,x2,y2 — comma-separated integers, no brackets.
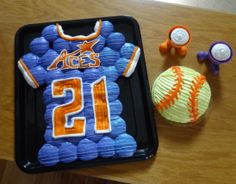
152,66,211,125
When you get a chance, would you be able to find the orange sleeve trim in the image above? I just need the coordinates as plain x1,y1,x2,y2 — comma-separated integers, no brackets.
188,75,206,122
122,47,139,76
56,20,102,41
156,66,184,111
168,25,191,47
18,59,39,88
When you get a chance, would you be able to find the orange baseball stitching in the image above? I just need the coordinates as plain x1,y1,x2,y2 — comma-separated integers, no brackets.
156,66,184,111
188,75,206,122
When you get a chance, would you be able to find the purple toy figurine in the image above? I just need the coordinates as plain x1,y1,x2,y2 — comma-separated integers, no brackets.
197,42,233,75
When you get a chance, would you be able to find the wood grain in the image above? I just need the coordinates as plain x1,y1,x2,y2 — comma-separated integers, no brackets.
0,0,236,183
157,0,236,14
0,160,123,184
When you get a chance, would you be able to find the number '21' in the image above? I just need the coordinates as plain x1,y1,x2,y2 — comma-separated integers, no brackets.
51,77,111,138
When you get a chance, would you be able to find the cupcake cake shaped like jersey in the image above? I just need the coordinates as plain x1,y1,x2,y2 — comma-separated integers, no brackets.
17,20,141,166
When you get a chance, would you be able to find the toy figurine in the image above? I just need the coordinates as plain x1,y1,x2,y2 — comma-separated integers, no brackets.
159,26,191,56
197,42,233,74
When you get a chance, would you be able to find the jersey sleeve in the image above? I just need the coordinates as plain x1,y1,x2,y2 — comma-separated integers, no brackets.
102,21,141,78
18,35,49,89
116,43,140,77
18,25,59,89
18,53,47,88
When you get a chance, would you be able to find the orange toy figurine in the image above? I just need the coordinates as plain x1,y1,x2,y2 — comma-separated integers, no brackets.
159,26,191,56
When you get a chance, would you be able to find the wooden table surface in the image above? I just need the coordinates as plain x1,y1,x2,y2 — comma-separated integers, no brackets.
0,0,236,183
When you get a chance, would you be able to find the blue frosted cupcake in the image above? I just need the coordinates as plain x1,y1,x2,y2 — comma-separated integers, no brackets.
66,136,83,145
42,24,59,42
44,127,64,146
84,102,94,118
38,144,59,166
120,43,136,59
83,68,101,83
59,142,77,163
22,53,39,69
93,35,106,53
100,21,114,38
43,85,53,105
100,66,119,82
46,69,64,84
39,49,59,69
29,65,47,86
77,138,98,161
69,40,83,51
53,38,71,53
110,100,123,116
44,102,58,126
115,58,129,76
83,82,92,103
107,32,125,51
106,82,120,101
30,37,49,56
114,133,137,158
64,70,83,78
100,47,120,67
97,136,115,158
108,116,126,138
85,119,103,142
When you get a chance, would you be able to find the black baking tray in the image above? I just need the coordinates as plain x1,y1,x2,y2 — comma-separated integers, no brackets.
15,16,158,173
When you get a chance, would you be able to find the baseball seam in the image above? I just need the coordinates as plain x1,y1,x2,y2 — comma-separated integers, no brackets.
188,75,206,122
156,66,184,111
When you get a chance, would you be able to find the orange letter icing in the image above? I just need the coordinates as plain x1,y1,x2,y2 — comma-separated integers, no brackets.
91,76,111,133
47,49,70,70
52,77,85,138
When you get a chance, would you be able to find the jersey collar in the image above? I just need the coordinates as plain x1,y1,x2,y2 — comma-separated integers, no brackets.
56,20,102,41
